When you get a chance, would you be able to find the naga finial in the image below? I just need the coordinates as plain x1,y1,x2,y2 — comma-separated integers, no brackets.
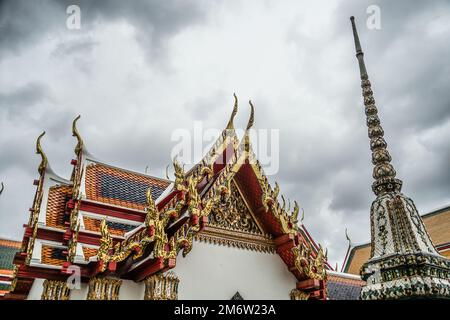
72,115,84,157
98,218,112,262
146,187,155,208
273,182,280,199
100,218,108,238
281,195,286,211
300,208,305,223
173,156,187,191
145,186,159,227
292,201,299,222
36,131,48,175
226,93,238,130
246,100,255,130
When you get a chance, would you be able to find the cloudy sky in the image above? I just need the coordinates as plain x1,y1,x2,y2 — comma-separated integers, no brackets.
1,0,449,268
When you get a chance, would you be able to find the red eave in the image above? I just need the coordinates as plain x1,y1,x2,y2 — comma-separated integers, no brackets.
80,200,146,222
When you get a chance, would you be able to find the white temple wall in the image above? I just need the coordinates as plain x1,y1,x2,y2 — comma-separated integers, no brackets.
26,241,297,300
174,240,296,300
26,278,45,300
70,282,89,300
119,279,145,300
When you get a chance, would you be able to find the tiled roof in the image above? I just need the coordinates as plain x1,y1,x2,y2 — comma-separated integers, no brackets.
83,216,136,236
82,247,98,261
0,283,10,291
41,245,66,266
85,163,170,210
46,185,72,230
0,239,20,271
343,205,450,275
327,273,365,300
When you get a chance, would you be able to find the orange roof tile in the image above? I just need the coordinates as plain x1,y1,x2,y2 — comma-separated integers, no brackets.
83,216,135,236
41,245,66,266
46,185,72,230
82,247,98,261
0,239,21,249
85,163,170,211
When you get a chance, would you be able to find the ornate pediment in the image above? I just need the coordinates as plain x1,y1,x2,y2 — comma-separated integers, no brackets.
209,179,261,234
196,180,275,253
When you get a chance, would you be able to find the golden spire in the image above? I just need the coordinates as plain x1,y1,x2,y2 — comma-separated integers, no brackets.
72,115,84,157
226,93,238,129
36,131,48,175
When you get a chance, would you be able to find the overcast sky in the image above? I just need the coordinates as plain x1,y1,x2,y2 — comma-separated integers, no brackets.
1,0,449,268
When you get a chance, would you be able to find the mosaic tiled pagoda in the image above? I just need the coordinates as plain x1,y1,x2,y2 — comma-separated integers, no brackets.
350,17,450,300
2,97,331,300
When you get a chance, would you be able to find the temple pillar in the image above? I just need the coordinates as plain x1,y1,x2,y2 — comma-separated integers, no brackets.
41,280,70,300
144,272,179,300
86,277,122,300
290,288,309,300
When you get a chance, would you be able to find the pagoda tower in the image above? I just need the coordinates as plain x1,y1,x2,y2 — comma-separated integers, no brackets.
350,16,450,299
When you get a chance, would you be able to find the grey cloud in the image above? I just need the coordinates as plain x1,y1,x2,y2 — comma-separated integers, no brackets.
1,0,449,268
0,83,48,118
0,0,66,60
52,37,98,57
0,0,206,64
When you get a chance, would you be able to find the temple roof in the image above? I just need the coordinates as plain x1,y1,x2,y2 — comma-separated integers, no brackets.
5,97,329,300
0,239,20,270
83,159,170,211
0,239,21,297
326,271,365,300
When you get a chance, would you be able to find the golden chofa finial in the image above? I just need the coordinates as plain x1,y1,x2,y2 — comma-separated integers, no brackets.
292,201,299,222
165,164,171,180
345,228,352,247
146,186,155,208
246,100,255,130
36,131,48,175
72,115,84,157
226,93,238,130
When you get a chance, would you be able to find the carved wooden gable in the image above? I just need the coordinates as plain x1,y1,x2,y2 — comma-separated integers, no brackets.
196,180,275,252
